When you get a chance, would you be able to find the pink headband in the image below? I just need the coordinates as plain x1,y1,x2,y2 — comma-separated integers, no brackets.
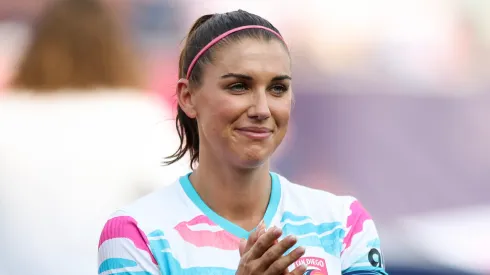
186,25,286,79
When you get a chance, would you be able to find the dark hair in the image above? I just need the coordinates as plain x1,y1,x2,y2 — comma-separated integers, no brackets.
164,10,287,168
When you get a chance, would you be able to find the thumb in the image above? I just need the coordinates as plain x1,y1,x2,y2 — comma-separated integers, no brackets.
239,238,247,256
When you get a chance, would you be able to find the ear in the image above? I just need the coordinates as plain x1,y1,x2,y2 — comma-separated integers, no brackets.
176,78,197,118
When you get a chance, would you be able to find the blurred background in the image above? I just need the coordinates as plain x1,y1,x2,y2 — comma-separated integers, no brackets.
0,0,489,274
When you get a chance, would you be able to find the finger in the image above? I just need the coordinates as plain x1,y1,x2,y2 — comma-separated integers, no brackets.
255,219,267,238
242,226,262,257
288,263,307,275
254,220,267,242
265,246,306,275
257,219,265,231
256,235,298,270
248,226,282,260
259,222,279,246
239,238,247,257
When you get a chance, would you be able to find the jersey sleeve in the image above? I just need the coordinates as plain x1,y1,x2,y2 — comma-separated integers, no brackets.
340,199,388,275
98,214,161,275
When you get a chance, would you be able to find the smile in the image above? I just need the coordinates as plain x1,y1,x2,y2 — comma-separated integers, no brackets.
235,127,273,140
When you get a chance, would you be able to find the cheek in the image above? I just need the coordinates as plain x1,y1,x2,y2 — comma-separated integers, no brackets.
272,99,292,128
271,99,291,146
198,94,243,136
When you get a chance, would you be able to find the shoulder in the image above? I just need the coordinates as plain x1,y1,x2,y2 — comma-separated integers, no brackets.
275,173,367,225
97,177,190,273
99,210,150,251
98,210,161,274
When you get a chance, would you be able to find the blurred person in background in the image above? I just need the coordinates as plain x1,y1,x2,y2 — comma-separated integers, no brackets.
98,10,388,275
0,0,188,274
0,21,28,90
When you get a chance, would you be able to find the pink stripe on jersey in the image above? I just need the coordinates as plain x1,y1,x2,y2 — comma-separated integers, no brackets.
99,215,157,264
174,215,240,250
342,200,372,253
184,214,216,226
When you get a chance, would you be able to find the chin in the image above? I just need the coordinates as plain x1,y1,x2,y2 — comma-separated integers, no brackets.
227,142,276,169
235,150,271,169
238,158,268,169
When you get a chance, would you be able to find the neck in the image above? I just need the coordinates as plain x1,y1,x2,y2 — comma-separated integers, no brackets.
190,150,272,230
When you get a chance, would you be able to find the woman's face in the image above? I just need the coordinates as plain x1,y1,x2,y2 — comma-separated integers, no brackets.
181,38,292,169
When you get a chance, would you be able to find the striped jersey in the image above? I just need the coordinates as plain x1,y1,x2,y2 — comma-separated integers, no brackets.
98,172,388,275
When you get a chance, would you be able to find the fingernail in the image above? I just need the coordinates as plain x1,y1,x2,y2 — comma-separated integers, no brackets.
272,226,282,234
295,246,305,256
287,235,297,241
301,264,308,271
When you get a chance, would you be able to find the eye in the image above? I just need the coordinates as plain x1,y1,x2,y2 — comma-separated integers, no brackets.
227,83,248,94
269,84,288,95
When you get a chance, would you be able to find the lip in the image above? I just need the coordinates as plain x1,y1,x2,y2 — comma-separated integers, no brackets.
235,127,273,139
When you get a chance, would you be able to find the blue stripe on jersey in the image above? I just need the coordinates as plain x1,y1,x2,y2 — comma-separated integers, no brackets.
280,212,313,222
284,228,345,256
282,220,341,236
98,258,138,274
148,230,236,275
366,238,380,248
342,266,388,275
148,230,171,251
148,230,165,237
109,272,153,275
280,211,345,256
263,172,281,229
342,271,382,275
179,171,281,240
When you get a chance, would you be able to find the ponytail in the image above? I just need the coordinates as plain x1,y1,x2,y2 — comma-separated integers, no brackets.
164,14,214,168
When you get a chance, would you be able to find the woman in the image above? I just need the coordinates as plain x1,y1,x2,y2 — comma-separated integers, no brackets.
0,1,187,275
98,10,388,275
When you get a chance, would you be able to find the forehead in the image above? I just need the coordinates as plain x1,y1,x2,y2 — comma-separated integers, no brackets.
210,38,291,76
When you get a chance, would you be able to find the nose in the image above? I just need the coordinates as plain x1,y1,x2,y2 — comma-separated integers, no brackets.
247,90,271,121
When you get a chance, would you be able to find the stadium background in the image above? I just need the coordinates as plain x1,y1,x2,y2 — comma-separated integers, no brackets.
0,0,489,274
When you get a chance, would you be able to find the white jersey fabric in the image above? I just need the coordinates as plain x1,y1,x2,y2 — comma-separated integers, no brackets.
98,172,388,275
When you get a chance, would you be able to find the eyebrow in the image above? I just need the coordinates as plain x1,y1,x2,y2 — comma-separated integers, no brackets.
220,73,292,81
